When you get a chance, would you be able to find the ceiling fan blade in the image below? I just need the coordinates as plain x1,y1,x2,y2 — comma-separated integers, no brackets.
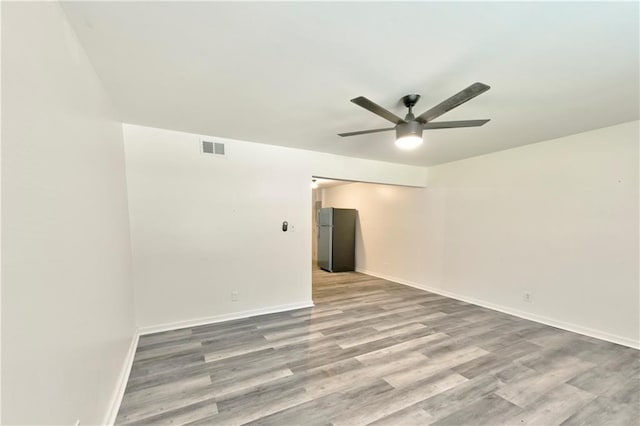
416,82,490,123
338,127,395,137
422,119,490,129
351,96,406,124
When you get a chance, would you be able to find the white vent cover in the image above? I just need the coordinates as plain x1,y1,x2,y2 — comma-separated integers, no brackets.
201,139,225,156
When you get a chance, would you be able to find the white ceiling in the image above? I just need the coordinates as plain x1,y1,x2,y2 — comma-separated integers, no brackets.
62,2,639,167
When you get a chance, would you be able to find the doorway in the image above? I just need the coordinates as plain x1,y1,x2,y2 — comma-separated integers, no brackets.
310,178,360,297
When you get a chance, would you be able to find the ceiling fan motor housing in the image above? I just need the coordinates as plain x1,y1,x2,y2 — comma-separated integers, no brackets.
396,120,423,139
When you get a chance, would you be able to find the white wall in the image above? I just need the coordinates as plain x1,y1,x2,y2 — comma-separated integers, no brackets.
321,183,429,284
123,124,426,329
2,3,135,424
324,121,639,348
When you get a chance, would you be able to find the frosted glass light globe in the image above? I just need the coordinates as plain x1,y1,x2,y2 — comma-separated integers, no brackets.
395,135,423,150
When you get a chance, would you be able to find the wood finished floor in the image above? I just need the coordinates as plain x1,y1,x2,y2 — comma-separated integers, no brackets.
116,269,640,425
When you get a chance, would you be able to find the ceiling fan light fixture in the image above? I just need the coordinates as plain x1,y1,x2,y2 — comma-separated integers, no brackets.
395,135,423,150
395,121,423,150
338,82,490,152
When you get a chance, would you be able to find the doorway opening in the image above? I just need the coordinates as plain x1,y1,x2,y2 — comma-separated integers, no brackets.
310,177,364,301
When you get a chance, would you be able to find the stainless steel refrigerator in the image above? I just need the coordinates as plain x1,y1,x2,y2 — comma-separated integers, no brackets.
317,207,356,272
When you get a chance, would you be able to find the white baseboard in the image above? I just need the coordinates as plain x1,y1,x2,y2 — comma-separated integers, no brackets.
137,300,315,336
357,268,639,350
103,331,139,425
103,300,315,424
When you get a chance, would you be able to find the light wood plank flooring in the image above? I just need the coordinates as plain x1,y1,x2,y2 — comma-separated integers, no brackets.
116,269,639,425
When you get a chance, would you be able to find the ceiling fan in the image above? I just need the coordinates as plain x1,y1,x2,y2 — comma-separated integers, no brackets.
339,82,491,149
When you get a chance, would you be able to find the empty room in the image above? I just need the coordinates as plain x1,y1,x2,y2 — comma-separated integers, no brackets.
2,1,639,425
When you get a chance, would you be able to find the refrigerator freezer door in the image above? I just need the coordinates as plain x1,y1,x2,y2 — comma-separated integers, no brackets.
331,209,356,272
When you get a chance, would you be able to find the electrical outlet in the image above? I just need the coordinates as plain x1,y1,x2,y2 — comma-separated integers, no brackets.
231,291,238,302
523,292,532,303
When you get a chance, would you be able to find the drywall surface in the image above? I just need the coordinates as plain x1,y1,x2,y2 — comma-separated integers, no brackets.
310,151,427,187
321,183,428,283
324,121,639,347
123,124,426,328
2,3,135,424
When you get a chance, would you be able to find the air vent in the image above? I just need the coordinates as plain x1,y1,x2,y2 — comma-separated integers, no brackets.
201,139,225,157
